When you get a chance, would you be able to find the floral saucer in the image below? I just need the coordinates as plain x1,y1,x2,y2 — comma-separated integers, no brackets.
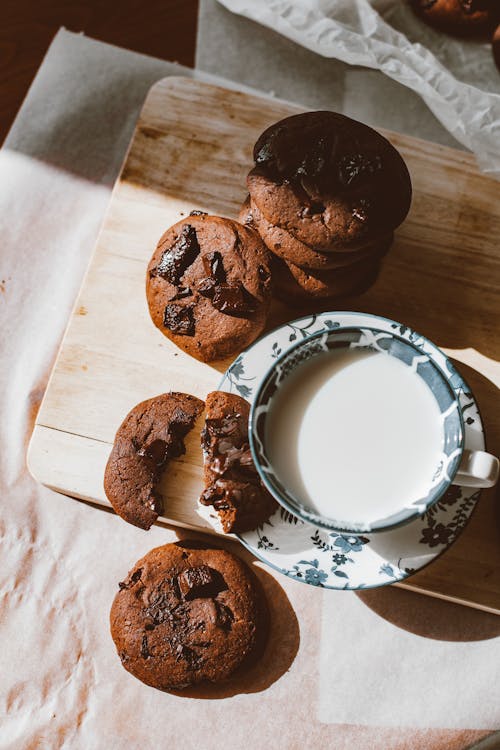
219,311,484,590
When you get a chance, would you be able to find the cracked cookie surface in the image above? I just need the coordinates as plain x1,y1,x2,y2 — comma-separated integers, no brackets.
110,541,268,690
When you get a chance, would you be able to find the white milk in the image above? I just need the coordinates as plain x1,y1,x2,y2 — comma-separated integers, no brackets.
265,348,444,526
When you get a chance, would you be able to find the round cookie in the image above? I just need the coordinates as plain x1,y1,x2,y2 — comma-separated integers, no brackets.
248,111,412,252
146,213,272,362
249,197,393,271
110,541,268,690
410,0,498,37
104,393,204,530
272,254,383,304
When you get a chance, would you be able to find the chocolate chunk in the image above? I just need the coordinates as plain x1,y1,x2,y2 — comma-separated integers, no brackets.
170,286,192,301
141,635,151,659
197,277,217,299
212,444,257,477
214,601,234,631
211,283,257,316
296,136,330,179
163,304,195,336
257,265,270,282
206,414,242,438
202,251,226,283
177,565,225,600
338,153,382,188
200,483,226,509
175,643,201,668
189,210,207,216
137,439,168,466
118,568,143,590
156,225,200,284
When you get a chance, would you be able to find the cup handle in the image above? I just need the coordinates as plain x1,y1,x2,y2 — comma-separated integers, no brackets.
452,450,500,488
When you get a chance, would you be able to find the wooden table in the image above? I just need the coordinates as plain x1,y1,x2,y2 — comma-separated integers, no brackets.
0,0,199,144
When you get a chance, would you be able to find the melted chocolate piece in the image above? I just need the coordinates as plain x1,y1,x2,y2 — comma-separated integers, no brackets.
202,251,226,283
189,210,207,216
338,153,382,188
177,565,226,600
200,483,226,509
206,414,242,438
156,225,200,284
163,304,195,336
211,283,257,316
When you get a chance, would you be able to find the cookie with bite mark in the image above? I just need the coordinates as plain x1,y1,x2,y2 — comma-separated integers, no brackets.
104,392,204,530
199,391,277,533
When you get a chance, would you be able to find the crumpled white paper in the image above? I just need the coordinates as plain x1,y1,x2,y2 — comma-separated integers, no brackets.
216,0,500,176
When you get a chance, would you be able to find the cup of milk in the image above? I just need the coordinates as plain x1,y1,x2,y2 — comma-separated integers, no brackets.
249,323,499,534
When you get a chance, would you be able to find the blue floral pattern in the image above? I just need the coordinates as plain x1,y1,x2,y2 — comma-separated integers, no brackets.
218,312,484,591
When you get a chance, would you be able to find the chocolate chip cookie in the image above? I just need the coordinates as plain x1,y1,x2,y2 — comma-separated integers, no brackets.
104,392,204,530
198,391,277,533
272,252,383,304
247,111,412,252
247,196,393,271
146,214,272,362
410,0,499,37
110,541,268,690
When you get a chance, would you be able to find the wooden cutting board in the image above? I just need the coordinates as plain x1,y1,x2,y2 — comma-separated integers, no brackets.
27,77,500,613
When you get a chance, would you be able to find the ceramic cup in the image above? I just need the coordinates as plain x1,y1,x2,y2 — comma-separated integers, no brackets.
249,323,499,534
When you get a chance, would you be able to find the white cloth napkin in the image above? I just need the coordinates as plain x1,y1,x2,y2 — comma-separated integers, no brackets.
0,25,498,750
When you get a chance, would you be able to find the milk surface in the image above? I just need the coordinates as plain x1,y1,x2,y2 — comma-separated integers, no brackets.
266,348,444,525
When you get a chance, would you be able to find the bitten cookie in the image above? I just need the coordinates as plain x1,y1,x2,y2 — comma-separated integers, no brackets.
410,0,499,37
110,541,268,690
198,391,277,533
146,213,272,362
104,393,204,530
247,111,412,252
247,196,393,271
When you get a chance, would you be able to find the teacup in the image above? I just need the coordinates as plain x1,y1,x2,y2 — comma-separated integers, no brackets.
249,323,499,534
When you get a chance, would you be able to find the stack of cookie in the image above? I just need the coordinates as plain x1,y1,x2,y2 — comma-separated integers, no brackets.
240,111,412,305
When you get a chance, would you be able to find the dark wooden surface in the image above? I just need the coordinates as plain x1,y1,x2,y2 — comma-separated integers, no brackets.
0,0,199,144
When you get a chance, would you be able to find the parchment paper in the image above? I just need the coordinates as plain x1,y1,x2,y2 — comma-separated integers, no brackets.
0,26,498,750
214,0,500,176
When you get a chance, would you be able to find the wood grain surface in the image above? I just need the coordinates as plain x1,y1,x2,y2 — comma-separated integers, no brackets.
0,0,198,144
28,77,500,613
